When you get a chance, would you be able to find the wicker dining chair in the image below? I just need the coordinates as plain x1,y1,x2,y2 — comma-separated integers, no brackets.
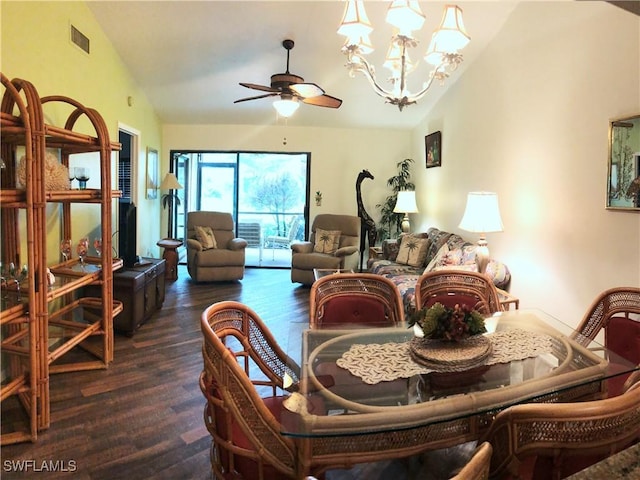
309,273,405,328
414,270,503,315
570,287,640,396
481,368,640,480
200,300,325,480
450,442,492,480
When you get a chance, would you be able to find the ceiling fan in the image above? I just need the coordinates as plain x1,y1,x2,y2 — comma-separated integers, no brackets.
234,39,342,114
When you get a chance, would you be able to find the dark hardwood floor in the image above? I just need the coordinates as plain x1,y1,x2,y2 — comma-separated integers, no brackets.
1,266,311,479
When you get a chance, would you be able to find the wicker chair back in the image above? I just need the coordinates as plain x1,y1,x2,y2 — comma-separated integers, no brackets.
309,273,404,328
414,270,503,315
481,370,640,479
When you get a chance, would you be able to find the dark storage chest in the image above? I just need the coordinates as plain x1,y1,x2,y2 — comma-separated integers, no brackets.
87,257,165,336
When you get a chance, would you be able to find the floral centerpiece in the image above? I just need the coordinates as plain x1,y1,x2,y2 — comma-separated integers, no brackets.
408,302,487,342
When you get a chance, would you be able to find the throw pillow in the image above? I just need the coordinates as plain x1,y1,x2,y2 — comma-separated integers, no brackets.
424,243,449,273
314,229,341,254
195,225,217,250
396,235,429,267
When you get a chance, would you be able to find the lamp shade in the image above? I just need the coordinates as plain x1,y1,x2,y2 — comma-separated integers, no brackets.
393,190,419,213
458,192,503,233
160,172,183,190
431,5,470,53
338,0,373,40
386,1,426,36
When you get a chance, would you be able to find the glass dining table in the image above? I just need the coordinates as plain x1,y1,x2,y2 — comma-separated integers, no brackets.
280,309,639,473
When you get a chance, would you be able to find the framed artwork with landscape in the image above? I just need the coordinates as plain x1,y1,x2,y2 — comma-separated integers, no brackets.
607,114,640,210
425,131,442,168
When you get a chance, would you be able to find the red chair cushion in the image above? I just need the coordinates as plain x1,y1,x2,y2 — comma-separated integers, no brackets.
321,296,389,327
424,293,480,310
606,316,640,396
606,316,640,364
208,388,325,479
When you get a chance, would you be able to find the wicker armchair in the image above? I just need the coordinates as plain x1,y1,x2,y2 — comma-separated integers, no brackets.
200,301,323,479
414,270,503,315
309,273,404,328
570,287,640,396
482,369,640,480
451,442,492,480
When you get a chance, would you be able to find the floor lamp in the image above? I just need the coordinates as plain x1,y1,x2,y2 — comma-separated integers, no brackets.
160,173,183,239
458,192,504,274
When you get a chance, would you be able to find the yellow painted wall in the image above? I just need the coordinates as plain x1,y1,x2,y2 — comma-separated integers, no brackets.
410,2,640,323
1,1,163,260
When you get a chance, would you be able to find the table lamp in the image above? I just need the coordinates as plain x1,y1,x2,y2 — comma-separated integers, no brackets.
160,172,183,239
393,190,419,233
458,191,503,274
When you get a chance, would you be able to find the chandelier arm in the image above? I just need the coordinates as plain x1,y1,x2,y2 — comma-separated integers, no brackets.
346,52,396,100
403,66,442,104
408,54,464,104
347,52,408,103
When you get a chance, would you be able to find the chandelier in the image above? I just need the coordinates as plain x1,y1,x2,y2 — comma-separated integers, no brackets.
338,1,471,111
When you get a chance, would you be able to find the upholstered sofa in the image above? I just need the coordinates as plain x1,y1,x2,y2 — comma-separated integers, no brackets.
369,227,511,314
186,211,248,282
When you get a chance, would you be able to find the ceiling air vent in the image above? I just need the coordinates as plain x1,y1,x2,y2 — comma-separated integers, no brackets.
70,25,90,54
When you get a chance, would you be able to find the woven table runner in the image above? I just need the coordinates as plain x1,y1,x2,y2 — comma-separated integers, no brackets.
335,329,555,384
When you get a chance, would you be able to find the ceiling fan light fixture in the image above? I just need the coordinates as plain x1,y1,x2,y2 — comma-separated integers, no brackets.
273,96,300,118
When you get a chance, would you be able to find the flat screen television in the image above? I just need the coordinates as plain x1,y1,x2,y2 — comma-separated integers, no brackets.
118,199,139,267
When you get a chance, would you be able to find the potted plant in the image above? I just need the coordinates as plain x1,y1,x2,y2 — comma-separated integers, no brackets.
375,158,414,241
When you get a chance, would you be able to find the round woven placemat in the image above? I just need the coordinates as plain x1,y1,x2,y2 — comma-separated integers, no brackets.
409,335,492,372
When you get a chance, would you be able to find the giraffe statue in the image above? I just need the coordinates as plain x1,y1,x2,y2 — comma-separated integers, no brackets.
356,169,378,270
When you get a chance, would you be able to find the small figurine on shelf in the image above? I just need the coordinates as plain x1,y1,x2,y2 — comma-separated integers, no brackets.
77,237,89,267
93,238,102,257
46,268,55,287
315,191,322,206
60,239,72,262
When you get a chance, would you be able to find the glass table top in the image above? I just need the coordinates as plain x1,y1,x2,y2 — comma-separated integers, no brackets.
281,309,639,438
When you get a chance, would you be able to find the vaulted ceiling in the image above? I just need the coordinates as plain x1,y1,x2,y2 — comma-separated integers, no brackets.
87,1,525,129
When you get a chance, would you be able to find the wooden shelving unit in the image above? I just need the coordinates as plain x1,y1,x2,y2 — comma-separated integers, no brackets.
0,74,122,443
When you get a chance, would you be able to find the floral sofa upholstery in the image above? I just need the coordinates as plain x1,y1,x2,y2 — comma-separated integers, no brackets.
369,227,511,315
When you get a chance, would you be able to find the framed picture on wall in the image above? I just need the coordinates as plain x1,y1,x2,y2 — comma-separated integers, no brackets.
146,147,158,199
607,114,640,210
425,131,442,168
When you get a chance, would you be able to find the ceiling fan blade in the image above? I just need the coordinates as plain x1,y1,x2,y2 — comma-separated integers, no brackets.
234,92,278,104
239,82,279,93
302,94,342,109
290,82,324,98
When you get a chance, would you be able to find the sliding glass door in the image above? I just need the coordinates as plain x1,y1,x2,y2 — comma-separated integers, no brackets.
169,150,309,268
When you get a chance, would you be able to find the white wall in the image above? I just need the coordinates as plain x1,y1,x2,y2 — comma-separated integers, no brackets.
410,2,640,324
162,123,411,231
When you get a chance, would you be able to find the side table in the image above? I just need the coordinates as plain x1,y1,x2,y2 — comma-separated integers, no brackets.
157,238,183,281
